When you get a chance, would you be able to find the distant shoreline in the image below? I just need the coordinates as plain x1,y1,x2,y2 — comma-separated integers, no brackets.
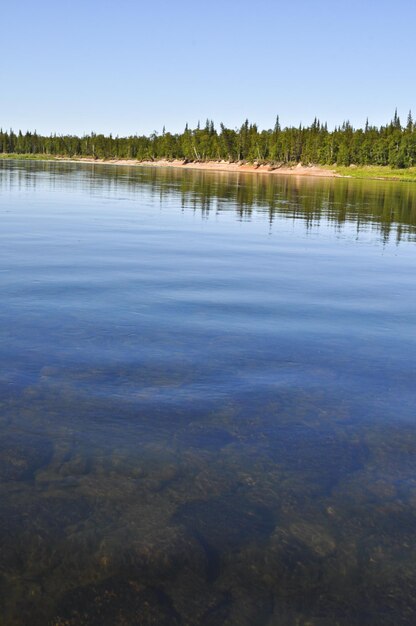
2,154,416,182
53,157,342,179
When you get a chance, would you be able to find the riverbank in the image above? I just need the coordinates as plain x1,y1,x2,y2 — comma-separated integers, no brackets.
1,153,416,182
77,158,338,178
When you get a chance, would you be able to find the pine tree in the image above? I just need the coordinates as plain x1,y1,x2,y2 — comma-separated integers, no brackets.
393,108,401,129
274,115,281,133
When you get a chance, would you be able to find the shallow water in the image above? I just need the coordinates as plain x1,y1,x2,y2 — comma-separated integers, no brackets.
0,160,416,625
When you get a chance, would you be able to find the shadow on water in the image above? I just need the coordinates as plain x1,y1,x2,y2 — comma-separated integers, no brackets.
0,160,416,624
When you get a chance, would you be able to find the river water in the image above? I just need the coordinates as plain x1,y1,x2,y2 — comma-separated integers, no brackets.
0,160,415,625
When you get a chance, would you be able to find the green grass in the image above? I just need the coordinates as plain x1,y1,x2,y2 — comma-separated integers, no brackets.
325,165,416,182
0,153,56,161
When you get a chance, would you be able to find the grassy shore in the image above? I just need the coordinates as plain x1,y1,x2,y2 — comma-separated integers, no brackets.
328,165,416,182
0,153,56,161
2,153,416,182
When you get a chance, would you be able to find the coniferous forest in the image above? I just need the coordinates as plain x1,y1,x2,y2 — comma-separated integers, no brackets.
1,111,416,168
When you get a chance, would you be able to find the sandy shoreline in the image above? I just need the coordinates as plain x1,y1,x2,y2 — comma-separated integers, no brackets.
4,155,416,181
53,157,340,178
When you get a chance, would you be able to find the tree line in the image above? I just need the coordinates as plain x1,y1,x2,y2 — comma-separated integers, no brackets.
1,110,416,168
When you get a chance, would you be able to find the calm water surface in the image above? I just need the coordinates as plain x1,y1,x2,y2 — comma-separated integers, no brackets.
0,160,416,625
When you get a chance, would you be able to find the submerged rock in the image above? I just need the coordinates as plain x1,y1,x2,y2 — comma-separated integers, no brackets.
0,433,53,481
53,577,181,626
179,426,235,451
173,494,275,553
288,521,336,557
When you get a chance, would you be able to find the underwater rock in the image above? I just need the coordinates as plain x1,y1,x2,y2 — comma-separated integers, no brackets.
53,577,181,626
0,433,53,481
173,494,275,552
179,427,235,451
288,521,336,557
265,424,368,492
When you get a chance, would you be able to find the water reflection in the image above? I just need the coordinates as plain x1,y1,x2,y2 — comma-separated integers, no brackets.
1,159,416,242
0,160,415,625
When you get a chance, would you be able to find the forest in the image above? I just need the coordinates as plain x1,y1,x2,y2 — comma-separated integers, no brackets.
1,111,416,168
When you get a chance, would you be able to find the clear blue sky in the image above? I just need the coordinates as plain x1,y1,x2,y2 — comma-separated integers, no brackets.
2,0,415,136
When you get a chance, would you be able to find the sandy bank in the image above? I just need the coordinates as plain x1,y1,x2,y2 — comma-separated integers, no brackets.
54,157,340,178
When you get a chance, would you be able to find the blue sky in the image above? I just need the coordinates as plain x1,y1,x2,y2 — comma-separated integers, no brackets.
1,0,415,135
